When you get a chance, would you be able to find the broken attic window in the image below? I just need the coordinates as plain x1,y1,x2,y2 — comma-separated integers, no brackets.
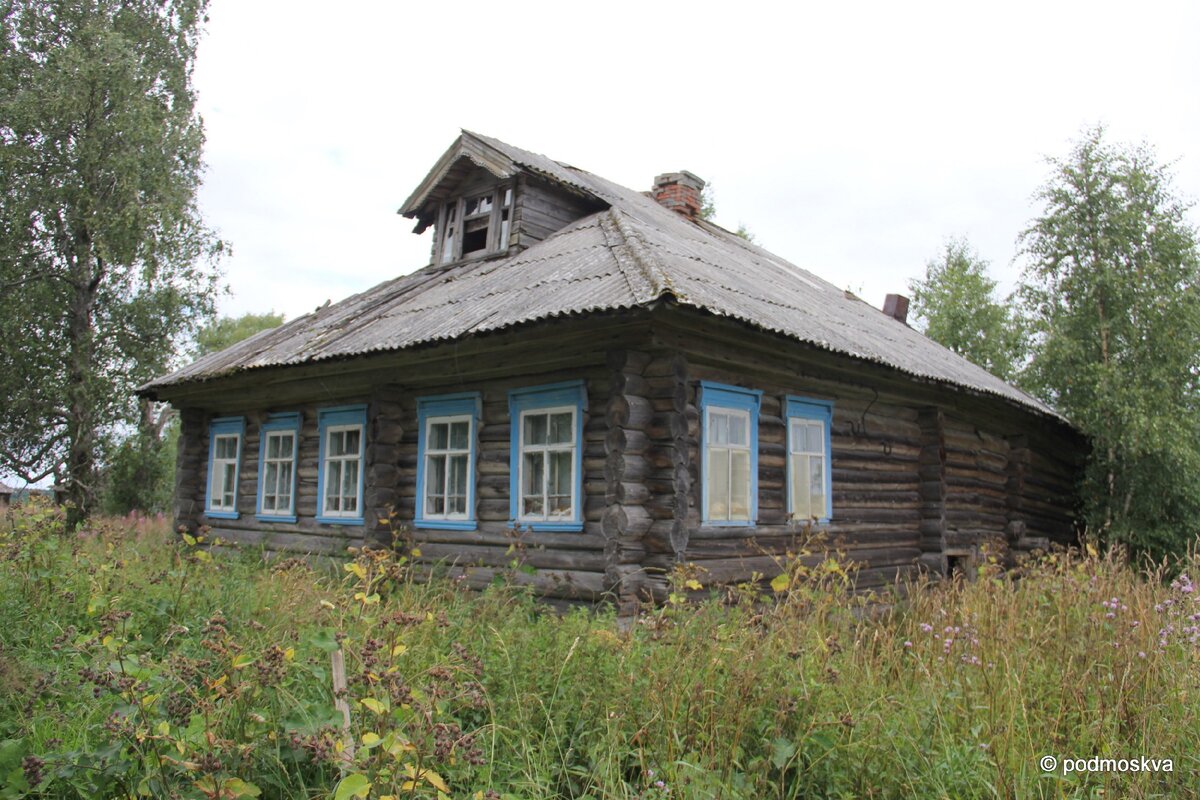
436,183,514,264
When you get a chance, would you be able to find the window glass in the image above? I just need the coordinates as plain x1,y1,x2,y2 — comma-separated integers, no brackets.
320,416,364,519
518,406,577,523
787,402,831,521
420,409,475,523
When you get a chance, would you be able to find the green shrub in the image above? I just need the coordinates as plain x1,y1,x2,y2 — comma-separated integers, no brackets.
0,504,1197,798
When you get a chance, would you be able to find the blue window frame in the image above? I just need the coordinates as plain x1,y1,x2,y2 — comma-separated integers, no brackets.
416,393,481,530
786,396,833,523
205,416,245,520
699,382,762,526
508,380,587,532
256,412,301,523
316,405,367,525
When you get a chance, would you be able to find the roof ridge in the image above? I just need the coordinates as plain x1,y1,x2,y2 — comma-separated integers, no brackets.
600,208,672,303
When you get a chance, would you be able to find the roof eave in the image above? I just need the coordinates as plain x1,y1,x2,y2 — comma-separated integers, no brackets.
397,131,520,222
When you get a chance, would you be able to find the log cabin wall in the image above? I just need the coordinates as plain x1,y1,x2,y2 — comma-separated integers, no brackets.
172,314,656,603
170,307,1082,605
647,307,1082,594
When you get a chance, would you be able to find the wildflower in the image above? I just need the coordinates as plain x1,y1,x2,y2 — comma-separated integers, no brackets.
903,641,913,648
919,623,933,633
1138,651,1147,659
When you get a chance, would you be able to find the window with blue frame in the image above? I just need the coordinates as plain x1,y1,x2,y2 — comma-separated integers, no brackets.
205,417,245,519
786,396,833,522
700,382,762,525
257,412,300,522
317,405,367,524
416,393,481,530
509,381,586,531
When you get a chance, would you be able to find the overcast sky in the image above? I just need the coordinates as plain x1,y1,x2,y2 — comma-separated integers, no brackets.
193,0,1200,322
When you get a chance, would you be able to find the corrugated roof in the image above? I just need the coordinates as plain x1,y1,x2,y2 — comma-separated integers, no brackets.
143,132,1063,422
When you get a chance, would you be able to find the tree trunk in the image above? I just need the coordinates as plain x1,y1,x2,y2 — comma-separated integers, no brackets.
64,237,101,528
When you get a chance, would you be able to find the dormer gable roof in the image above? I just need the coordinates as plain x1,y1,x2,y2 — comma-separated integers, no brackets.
399,130,602,233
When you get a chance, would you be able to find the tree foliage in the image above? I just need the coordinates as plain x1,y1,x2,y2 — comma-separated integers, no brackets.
1019,127,1200,558
908,238,1025,381
100,312,281,515
195,311,284,356
0,0,222,523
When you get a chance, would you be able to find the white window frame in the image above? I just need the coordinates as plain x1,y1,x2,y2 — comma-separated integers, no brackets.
786,397,833,523
205,416,244,519
517,404,578,525
704,406,754,523
699,382,761,527
320,422,364,520
259,429,297,517
209,433,241,513
421,413,474,522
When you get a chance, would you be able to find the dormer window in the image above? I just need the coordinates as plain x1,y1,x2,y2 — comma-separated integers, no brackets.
437,184,513,264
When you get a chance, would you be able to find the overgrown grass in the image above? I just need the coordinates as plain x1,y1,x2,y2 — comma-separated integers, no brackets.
1,500,1197,798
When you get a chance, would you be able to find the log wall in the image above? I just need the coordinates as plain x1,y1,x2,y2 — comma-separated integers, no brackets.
169,306,1083,605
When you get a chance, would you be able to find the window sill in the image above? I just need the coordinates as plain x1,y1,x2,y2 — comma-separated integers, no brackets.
204,510,240,521
511,520,584,533
316,515,364,526
701,519,756,528
415,519,477,531
256,514,299,524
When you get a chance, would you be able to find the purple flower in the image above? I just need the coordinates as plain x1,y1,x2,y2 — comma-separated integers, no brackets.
904,641,913,648
919,623,933,633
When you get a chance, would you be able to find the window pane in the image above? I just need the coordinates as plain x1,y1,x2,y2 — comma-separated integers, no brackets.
729,414,748,447
328,430,343,457
427,454,446,508
222,463,236,496
216,435,236,459
523,452,544,498
342,460,358,505
430,422,448,450
266,435,280,460
449,421,469,450
264,462,278,507
730,450,750,519
810,455,824,494
441,229,455,264
707,448,730,519
278,463,293,510
549,412,573,445
325,462,341,511
502,187,512,207
806,423,824,452
344,428,360,455
524,413,548,446
448,454,467,500
710,412,729,446
792,454,811,519
549,450,572,497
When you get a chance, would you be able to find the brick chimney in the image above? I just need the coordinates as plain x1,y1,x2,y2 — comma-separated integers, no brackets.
652,171,705,219
882,293,910,325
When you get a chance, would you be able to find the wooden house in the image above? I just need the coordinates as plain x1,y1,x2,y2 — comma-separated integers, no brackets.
140,131,1084,609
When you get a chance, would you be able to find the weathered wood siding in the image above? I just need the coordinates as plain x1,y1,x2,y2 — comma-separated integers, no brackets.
170,306,1082,605
190,403,375,556
645,307,1081,595
512,175,599,250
